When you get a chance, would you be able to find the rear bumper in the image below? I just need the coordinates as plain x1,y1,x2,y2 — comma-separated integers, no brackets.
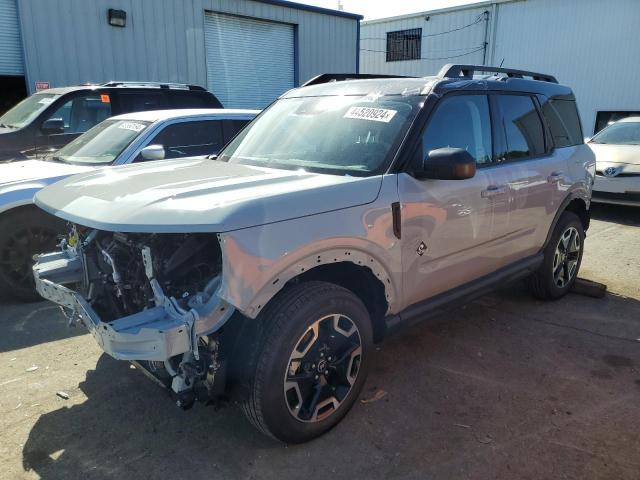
33,250,233,362
593,176,640,206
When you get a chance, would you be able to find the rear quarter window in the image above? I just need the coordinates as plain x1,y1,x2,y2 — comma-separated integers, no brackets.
541,98,583,147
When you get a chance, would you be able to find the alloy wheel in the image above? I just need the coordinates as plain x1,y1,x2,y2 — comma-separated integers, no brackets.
283,313,362,423
552,226,581,288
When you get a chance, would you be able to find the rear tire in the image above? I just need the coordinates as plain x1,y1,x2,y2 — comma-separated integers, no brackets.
528,211,584,300
0,209,64,302
240,281,373,443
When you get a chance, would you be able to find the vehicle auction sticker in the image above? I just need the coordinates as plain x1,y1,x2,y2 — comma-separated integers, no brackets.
118,122,146,132
344,106,397,123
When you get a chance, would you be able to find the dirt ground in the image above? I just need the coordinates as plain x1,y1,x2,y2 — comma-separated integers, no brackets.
1,204,639,480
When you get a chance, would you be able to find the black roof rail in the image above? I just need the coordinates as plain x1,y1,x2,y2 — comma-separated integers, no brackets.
302,73,414,87
438,64,558,84
101,81,206,91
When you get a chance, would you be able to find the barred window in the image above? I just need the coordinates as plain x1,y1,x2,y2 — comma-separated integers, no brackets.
386,28,422,62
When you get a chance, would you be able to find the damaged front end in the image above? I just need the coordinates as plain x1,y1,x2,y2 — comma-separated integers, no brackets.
33,226,235,407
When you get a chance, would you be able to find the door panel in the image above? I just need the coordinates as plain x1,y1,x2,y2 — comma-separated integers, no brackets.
399,93,515,307
493,94,565,257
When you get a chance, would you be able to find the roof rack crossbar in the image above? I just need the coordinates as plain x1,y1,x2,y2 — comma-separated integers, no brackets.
438,64,558,84
302,73,414,87
101,81,206,91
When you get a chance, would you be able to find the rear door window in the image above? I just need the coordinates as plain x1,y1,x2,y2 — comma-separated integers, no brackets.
222,119,250,143
496,95,545,160
141,120,224,160
422,94,492,165
117,92,168,114
168,91,222,109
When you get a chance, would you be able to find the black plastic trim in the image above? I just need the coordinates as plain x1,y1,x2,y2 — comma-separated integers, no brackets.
384,253,543,334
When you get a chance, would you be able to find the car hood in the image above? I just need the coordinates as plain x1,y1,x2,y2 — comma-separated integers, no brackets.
588,143,640,173
0,159,94,191
34,158,383,233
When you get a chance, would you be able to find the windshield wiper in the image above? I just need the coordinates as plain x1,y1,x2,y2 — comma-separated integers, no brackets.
0,123,17,129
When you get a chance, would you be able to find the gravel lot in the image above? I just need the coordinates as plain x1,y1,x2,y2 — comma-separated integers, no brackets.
1,204,639,480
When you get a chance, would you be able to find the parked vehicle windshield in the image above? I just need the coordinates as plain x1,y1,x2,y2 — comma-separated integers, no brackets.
51,119,151,165
0,93,61,129
591,121,640,145
218,95,423,176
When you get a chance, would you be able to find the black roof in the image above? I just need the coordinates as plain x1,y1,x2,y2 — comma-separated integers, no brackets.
287,64,574,100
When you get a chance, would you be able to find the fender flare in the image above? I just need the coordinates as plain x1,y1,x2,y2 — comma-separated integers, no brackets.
225,247,398,319
542,191,590,249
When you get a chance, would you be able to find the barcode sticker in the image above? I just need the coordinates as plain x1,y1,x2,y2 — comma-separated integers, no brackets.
118,122,146,132
344,106,397,123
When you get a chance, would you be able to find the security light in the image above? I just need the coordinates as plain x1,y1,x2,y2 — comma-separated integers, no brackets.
108,9,126,27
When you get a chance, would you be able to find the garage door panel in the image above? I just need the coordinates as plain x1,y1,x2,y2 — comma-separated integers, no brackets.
205,12,294,109
0,0,24,75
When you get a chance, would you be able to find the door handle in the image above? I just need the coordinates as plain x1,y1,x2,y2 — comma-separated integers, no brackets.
547,172,563,184
481,185,508,198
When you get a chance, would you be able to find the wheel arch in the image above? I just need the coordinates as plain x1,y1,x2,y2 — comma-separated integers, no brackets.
543,192,590,249
220,245,398,339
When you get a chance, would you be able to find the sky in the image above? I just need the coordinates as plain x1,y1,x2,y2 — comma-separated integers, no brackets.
296,0,481,20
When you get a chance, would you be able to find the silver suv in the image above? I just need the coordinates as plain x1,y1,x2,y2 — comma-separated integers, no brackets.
32,65,595,443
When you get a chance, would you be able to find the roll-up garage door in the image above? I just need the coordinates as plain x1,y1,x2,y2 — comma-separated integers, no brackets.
0,0,24,75
204,12,294,109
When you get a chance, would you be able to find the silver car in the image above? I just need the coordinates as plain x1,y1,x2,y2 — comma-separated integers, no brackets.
588,117,640,207
32,65,594,443
0,108,257,300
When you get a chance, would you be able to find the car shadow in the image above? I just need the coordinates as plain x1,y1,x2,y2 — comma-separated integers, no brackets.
590,203,640,226
0,298,86,353
20,283,640,480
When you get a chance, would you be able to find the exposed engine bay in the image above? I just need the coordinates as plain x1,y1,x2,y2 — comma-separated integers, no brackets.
74,227,222,323
36,225,235,408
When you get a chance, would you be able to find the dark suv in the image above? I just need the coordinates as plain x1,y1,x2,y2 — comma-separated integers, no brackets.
0,82,222,161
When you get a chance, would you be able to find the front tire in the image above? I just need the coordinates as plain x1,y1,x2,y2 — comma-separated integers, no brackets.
0,209,64,302
529,211,584,300
240,281,373,443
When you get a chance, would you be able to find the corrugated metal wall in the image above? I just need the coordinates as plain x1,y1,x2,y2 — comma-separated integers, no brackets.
491,0,640,135
360,5,489,76
0,0,24,75
361,0,640,136
16,0,358,96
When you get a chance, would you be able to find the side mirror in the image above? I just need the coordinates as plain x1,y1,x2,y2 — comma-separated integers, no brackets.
414,147,477,180
41,118,65,135
140,144,165,161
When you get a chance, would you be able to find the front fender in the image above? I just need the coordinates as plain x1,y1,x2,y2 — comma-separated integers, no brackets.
0,185,42,214
216,176,402,319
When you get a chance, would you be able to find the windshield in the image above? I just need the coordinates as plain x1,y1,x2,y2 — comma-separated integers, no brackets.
52,119,151,165
218,94,424,176
591,122,640,145
0,93,61,129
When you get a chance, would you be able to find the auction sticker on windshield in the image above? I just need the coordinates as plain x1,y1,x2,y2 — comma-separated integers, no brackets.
344,106,397,123
118,122,146,132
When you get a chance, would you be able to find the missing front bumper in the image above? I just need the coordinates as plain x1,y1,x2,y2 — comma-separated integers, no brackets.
33,249,234,362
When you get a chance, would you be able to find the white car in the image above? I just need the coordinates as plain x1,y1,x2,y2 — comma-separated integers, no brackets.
0,108,258,300
588,117,640,207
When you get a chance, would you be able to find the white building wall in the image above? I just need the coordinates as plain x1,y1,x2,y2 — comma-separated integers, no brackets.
360,0,640,135
491,0,640,135
360,5,489,76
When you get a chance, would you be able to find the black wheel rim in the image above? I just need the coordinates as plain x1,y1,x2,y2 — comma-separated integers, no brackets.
0,226,58,289
283,314,362,423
